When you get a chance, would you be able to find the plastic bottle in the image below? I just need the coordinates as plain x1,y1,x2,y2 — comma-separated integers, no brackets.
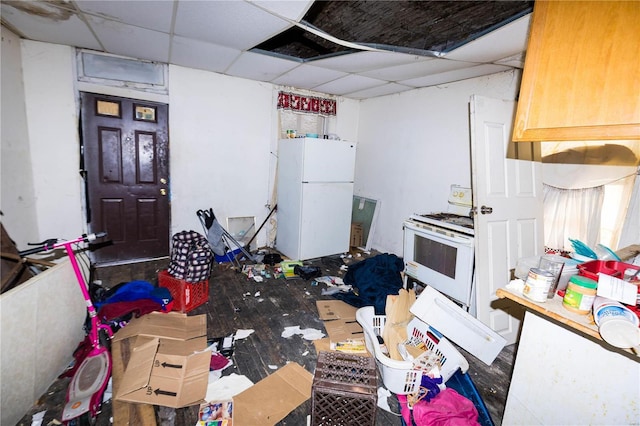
562,275,597,315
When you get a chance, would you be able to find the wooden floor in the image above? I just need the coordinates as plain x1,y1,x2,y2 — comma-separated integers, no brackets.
18,251,517,426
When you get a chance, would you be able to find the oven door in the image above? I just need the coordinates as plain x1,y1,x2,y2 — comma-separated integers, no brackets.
403,220,475,307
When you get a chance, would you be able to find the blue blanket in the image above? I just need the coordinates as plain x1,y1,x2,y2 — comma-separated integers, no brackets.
334,253,405,315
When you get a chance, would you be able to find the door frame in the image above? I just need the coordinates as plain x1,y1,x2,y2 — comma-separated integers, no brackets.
79,90,171,265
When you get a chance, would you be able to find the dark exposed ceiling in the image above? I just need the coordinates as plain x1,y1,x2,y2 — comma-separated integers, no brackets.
254,1,534,60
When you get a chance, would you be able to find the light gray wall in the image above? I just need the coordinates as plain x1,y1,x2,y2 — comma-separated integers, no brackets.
1,27,38,245
355,71,522,255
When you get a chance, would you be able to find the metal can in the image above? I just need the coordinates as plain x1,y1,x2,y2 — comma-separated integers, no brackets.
523,268,555,302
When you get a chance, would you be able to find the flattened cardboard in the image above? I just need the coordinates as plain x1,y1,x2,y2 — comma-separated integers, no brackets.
316,300,357,321
313,337,332,354
113,312,210,408
323,318,364,344
233,363,312,426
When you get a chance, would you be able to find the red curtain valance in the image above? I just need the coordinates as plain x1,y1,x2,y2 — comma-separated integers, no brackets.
277,91,337,116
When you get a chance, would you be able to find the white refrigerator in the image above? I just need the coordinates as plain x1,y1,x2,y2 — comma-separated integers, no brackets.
277,138,356,260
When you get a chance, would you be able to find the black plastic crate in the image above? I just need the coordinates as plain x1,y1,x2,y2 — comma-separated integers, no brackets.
311,351,378,426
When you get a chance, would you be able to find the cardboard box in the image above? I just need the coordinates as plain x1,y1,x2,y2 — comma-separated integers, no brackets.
233,362,312,425
112,312,210,408
316,301,369,355
350,223,364,247
316,300,357,322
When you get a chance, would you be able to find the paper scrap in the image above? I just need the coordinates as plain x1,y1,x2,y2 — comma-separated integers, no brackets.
377,387,393,413
597,274,637,305
506,279,525,293
31,411,45,426
281,326,325,340
315,276,345,286
204,373,254,402
235,329,255,340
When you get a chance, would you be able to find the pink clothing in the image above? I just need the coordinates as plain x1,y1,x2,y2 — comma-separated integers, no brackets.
398,389,480,426
413,389,480,426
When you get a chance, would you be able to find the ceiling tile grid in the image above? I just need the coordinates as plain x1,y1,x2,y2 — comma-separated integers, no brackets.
0,0,532,99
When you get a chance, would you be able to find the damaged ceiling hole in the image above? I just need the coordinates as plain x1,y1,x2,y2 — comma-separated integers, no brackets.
253,0,534,60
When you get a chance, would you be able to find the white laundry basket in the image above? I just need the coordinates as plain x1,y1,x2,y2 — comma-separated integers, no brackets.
356,306,469,395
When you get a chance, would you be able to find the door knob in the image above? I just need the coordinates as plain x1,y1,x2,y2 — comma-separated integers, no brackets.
480,205,493,214
160,189,166,196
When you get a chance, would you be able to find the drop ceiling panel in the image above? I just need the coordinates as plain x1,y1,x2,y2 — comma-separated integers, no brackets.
310,51,429,74
360,58,476,82
0,3,102,50
170,35,241,74
346,82,414,100
251,0,315,22
226,51,299,82
86,16,170,63
313,74,387,96
272,64,346,90
174,1,292,50
401,64,512,87
445,15,532,63
75,0,175,33
494,52,526,69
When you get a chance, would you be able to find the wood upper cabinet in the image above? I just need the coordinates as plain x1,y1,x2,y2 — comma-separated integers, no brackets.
512,1,640,142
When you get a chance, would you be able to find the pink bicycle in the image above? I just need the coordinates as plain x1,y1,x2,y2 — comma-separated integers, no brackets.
20,232,111,425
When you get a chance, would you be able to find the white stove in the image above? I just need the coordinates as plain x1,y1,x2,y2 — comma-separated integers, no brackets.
403,185,476,312
408,212,474,236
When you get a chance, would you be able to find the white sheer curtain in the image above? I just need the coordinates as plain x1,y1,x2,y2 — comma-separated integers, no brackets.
543,184,604,252
618,168,640,249
602,172,637,249
543,171,638,252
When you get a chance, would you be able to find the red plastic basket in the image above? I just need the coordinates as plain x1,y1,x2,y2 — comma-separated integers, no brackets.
158,269,209,313
578,260,640,282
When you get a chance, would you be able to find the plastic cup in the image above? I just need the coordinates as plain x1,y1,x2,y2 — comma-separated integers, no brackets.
539,255,565,298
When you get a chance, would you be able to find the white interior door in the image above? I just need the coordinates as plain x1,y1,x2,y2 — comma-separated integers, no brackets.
470,95,544,345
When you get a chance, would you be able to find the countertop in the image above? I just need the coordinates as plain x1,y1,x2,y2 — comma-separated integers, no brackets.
496,286,602,341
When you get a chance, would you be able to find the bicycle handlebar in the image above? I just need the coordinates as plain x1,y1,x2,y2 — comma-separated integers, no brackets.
18,232,108,257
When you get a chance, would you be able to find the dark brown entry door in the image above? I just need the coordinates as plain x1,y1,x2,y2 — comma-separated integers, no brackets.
81,92,170,265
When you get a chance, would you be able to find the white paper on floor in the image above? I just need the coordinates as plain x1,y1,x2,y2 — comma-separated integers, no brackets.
281,326,325,340
30,411,45,426
204,373,254,402
377,387,393,413
234,329,255,339
315,276,344,286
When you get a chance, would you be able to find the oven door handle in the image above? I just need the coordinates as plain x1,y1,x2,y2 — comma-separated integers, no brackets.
404,221,473,245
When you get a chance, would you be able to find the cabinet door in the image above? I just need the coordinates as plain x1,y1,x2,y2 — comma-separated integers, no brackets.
512,1,640,142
